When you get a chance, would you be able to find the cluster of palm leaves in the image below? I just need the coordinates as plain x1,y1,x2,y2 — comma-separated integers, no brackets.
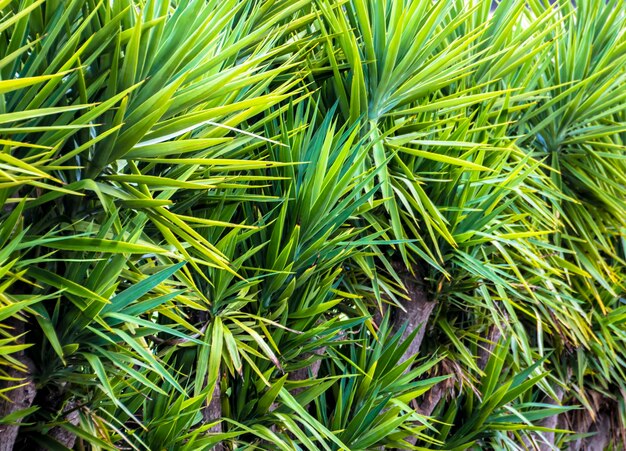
0,0,625,449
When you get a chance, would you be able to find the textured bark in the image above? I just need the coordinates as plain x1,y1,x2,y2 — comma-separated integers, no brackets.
203,383,224,451
528,387,564,451
561,392,622,451
203,382,222,426
525,389,618,450
0,318,37,451
289,346,326,396
417,382,447,417
583,412,611,451
416,358,458,419
560,408,592,451
477,323,503,370
191,312,224,450
389,261,435,364
384,262,437,448
34,399,81,450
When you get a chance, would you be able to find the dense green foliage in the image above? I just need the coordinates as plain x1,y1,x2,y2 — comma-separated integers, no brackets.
0,0,625,449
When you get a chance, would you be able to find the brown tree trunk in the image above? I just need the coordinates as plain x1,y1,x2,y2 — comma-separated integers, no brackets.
289,346,327,395
203,382,224,451
532,387,564,451
582,411,612,451
417,382,448,417
561,392,622,451
477,323,503,370
32,399,81,450
388,261,436,365
0,318,37,451
388,261,437,448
